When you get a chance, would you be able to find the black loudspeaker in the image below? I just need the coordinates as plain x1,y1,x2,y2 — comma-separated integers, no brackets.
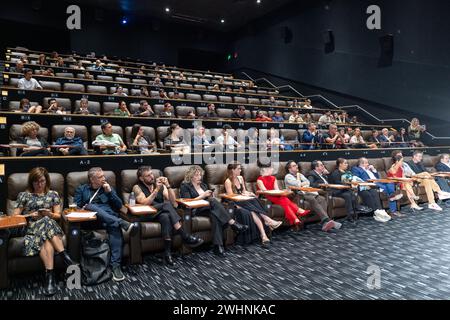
378,34,394,67
283,27,293,44
323,30,335,54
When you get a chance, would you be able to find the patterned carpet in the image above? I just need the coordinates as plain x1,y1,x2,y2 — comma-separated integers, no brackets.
3,205,450,300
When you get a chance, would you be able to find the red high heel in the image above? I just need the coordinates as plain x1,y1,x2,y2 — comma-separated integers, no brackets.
297,209,311,217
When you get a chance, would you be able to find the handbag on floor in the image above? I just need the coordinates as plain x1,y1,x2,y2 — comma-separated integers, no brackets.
80,230,112,286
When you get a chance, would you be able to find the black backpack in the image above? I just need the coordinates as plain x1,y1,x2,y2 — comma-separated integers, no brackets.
80,230,112,286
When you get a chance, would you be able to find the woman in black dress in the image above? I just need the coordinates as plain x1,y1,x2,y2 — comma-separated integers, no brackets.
179,166,248,256
224,162,282,247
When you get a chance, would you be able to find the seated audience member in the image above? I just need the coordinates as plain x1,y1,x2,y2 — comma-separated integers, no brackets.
216,124,240,151
74,61,85,70
41,68,55,77
379,128,395,148
232,106,250,120
140,86,150,97
159,89,169,99
257,162,311,229
15,98,42,113
113,86,128,97
159,103,173,117
367,129,381,149
56,57,65,68
289,110,304,123
350,116,360,124
303,99,313,109
37,54,48,66
83,71,94,80
212,84,220,91
17,121,51,156
163,123,189,153
334,158,390,220
352,158,403,219
245,127,260,150
321,124,346,149
301,123,319,150
318,111,333,126
118,67,126,74
225,86,232,93
308,160,358,224
18,69,43,90
180,166,248,256
13,167,74,296
11,60,25,73
349,127,368,149
75,98,97,115
54,127,88,156
271,111,285,122
186,110,196,119
435,154,450,193
237,87,245,94
113,100,131,117
201,103,218,118
255,111,272,122
191,126,213,152
394,127,411,148
405,150,450,210
303,113,313,123
339,127,351,144
224,162,282,247
132,166,203,265
93,122,127,155
92,59,105,71
45,99,66,114
387,150,423,211
134,100,154,117
408,118,426,147
151,77,162,86
284,161,341,232
130,124,155,154
74,167,135,282
266,96,277,108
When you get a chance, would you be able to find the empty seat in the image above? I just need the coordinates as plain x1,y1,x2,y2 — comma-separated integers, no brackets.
55,72,74,78
132,79,147,85
102,102,119,115
168,92,185,99
129,103,140,114
165,82,175,87
179,83,193,89
203,94,218,102
234,96,248,104
218,96,232,103
9,78,20,87
97,75,114,81
63,83,85,93
248,98,261,105
150,91,160,98
246,89,256,94
40,81,61,91
216,109,234,119
277,100,287,106
87,85,107,94
194,84,207,90
131,89,142,96
257,90,268,94
176,106,195,118
186,93,202,101
115,77,131,83
199,78,210,83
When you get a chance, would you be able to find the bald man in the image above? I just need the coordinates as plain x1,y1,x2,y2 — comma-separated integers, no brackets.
54,127,88,156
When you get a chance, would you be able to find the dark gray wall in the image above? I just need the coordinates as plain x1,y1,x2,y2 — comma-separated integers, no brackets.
231,0,450,122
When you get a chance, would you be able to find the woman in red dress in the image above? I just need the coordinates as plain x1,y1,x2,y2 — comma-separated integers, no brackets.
256,164,311,227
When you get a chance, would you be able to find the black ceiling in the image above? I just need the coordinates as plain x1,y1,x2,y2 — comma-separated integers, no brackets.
67,0,297,31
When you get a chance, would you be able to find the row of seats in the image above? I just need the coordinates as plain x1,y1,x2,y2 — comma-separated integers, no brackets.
3,154,440,283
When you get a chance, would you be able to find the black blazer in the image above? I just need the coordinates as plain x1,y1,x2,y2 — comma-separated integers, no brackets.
179,182,209,199
436,162,450,173
329,169,346,185
307,170,329,188
407,160,426,174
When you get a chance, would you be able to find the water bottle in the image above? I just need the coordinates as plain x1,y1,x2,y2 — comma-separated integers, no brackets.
129,192,136,206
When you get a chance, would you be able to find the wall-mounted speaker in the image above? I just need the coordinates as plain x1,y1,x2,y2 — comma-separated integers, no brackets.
378,34,394,67
323,30,334,53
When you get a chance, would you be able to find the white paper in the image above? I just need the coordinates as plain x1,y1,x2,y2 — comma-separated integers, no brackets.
66,211,97,218
183,200,209,207
129,206,156,213
232,195,254,201
263,190,286,195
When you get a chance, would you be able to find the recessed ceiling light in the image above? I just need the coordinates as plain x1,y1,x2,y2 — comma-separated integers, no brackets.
221,19,225,23
165,7,170,13
257,0,262,4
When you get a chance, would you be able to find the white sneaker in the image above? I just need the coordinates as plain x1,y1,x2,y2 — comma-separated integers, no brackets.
438,193,450,201
428,203,443,211
375,211,391,222
374,215,389,223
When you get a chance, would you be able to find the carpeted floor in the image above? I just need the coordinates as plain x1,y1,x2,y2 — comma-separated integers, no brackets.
3,205,450,300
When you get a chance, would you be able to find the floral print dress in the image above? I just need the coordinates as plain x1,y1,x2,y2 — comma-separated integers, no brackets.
14,190,63,256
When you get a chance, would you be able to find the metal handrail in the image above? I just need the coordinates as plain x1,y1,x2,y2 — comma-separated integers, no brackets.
241,71,450,141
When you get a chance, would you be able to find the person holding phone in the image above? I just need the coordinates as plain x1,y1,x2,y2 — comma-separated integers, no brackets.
13,167,75,296
408,118,426,147
132,166,204,266
180,166,249,257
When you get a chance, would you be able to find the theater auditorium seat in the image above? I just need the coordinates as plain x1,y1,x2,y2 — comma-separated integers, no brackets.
51,125,88,149
102,102,119,115
87,85,107,94
8,100,39,111
63,83,85,93
175,106,195,118
74,100,101,114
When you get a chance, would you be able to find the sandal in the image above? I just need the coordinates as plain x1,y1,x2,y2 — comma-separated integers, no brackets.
268,221,282,230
